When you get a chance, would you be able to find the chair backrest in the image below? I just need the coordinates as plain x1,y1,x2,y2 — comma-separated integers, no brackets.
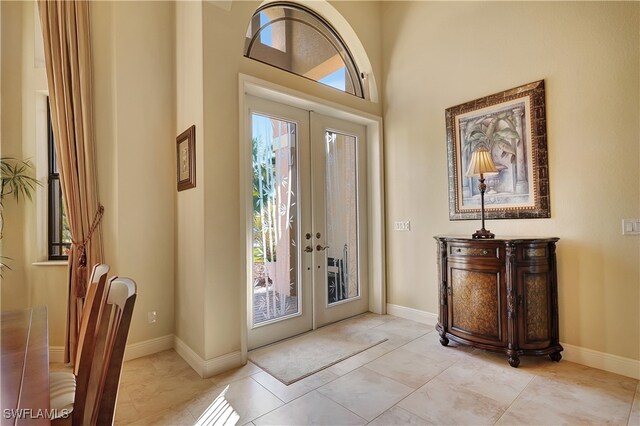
74,263,110,375
80,277,137,426
71,263,109,423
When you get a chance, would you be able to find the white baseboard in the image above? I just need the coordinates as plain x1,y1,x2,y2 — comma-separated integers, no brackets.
50,334,242,379
49,334,174,364
124,334,174,361
173,335,243,379
386,304,640,380
561,342,640,380
49,346,65,363
386,303,438,326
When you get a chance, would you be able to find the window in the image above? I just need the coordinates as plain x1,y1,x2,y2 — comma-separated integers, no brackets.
47,101,71,260
244,3,364,98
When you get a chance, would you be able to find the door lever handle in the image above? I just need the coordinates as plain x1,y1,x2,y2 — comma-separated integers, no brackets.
304,246,314,253
316,245,330,251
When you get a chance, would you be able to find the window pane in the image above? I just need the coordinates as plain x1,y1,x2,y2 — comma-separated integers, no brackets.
251,113,300,325
61,202,71,256
325,131,359,304
47,97,70,260
319,66,347,92
245,4,363,98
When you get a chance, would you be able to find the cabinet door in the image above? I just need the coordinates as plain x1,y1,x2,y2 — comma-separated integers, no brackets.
447,261,508,347
516,266,553,350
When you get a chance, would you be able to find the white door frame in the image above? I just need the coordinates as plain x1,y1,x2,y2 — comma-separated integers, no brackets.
238,74,386,362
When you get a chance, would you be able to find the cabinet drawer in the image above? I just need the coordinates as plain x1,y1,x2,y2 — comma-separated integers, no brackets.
449,244,499,259
519,245,548,260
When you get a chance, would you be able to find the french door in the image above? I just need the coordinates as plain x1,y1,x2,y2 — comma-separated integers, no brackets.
246,96,368,349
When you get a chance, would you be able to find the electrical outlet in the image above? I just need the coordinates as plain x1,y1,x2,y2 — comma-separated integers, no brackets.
394,221,411,231
147,311,157,324
622,219,640,235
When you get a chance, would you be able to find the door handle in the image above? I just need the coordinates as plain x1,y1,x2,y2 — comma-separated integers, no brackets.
316,245,329,251
304,246,314,253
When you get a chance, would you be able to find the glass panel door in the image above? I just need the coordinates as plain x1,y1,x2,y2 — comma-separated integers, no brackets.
311,113,368,327
245,99,368,348
247,96,312,350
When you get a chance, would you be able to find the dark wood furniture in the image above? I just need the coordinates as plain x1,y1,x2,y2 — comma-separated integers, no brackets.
435,236,562,367
49,264,110,424
49,271,137,426
92,277,137,425
1,306,51,426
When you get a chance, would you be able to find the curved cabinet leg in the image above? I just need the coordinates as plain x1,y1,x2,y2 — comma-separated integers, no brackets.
549,351,562,362
508,355,520,368
439,334,449,347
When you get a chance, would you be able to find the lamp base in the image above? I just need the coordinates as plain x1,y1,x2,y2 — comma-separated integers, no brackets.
472,228,495,239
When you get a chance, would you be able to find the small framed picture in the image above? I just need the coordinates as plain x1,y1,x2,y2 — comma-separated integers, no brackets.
176,125,196,191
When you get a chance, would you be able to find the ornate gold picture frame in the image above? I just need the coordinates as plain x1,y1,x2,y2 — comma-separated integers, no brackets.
445,80,550,220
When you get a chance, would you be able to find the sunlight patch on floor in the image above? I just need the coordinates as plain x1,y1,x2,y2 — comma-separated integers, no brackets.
194,386,239,426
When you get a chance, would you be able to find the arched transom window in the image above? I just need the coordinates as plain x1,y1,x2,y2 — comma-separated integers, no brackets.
244,2,365,98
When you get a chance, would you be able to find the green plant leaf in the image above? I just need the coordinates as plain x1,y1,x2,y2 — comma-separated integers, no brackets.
0,157,41,204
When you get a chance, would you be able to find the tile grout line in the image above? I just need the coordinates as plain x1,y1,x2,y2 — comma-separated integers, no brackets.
244,375,288,424
249,373,287,404
315,329,438,423
316,365,413,423
366,406,427,425
247,371,368,424
359,327,449,417
491,368,538,425
388,349,468,419
289,328,432,424
624,382,639,426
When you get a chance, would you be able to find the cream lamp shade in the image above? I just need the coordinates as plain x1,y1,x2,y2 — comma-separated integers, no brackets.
466,146,498,177
465,145,498,239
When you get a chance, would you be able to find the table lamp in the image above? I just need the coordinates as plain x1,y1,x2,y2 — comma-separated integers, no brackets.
466,145,498,239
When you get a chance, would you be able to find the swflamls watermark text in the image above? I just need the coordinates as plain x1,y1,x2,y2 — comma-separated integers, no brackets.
3,408,70,420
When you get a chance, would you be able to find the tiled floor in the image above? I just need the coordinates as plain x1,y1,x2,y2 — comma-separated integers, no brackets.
108,314,639,425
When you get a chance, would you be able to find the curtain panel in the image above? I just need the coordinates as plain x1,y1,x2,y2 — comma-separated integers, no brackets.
38,0,104,364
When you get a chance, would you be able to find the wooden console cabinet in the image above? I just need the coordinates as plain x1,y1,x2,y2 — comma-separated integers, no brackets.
435,236,562,367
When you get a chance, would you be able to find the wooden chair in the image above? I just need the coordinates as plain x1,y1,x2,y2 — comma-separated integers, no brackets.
50,263,110,421
85,277,137,425
50,276,137,425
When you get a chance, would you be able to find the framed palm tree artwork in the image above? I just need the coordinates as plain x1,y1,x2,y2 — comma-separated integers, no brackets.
445,80,551,220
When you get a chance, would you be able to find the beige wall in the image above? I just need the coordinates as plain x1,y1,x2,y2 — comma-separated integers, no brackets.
382,1,640,360
175,0,206,357
92,1,176,345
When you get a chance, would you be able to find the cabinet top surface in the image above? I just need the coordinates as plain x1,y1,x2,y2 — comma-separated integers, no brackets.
434,235,559,243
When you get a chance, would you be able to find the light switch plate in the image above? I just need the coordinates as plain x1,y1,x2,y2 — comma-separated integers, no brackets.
622,219,640,235
394,221,411,231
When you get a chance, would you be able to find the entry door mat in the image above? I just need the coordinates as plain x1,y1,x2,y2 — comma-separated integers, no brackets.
248,326,387,385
